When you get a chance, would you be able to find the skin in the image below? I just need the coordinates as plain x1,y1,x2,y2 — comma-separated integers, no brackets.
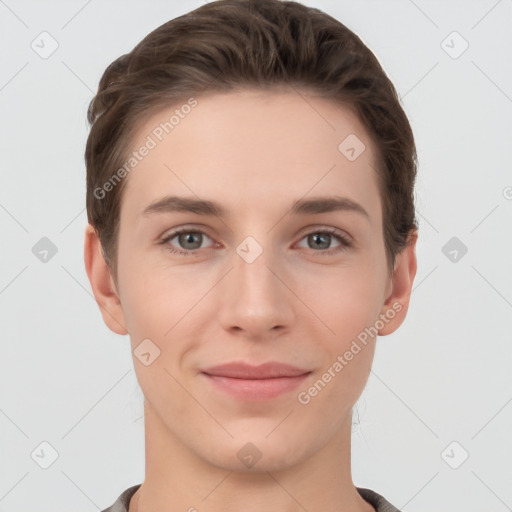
84,87,417,512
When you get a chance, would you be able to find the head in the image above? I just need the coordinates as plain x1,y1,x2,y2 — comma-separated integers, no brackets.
84,0,417,473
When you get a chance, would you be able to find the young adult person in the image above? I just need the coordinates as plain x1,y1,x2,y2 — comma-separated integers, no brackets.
84,1,419,510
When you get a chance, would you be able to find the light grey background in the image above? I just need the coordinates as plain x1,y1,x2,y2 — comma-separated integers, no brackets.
1,1,511,511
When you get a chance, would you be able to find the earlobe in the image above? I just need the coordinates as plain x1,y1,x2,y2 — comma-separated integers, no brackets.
83,224,128,335
378,230,418,336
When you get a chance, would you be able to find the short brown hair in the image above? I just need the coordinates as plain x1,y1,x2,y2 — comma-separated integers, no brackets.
85,0,418,279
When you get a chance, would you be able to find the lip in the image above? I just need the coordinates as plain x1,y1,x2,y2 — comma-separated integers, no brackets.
201,362,311,401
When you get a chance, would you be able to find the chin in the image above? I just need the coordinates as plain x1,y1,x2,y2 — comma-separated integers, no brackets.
196,433,311,474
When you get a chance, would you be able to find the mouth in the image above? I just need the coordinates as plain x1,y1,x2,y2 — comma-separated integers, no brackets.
200,361,312,401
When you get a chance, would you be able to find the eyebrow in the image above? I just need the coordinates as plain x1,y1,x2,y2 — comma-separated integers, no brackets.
142,195,370,220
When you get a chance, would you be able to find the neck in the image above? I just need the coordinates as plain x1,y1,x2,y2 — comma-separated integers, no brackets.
130,400,374,512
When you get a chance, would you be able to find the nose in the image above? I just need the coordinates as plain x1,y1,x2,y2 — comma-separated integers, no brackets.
216,238,295,340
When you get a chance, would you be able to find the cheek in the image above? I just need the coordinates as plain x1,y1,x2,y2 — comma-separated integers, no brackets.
119,269,197,411
119,255,386,350
116,236,194,337
117,223,387,349
121,273,193,343
296,263,384,336
295,272,381,410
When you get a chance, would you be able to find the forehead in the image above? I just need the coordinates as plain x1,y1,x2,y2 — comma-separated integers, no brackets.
120,88,382,223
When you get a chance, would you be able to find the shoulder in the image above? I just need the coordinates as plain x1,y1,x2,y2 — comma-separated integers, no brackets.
356,486,403,512
101,484,400,512
100,484,141,512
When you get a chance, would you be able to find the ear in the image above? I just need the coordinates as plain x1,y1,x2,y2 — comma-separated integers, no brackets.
378,230,418,336
84,223,128,335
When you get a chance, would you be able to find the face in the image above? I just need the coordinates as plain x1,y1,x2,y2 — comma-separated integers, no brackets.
105,88,402,472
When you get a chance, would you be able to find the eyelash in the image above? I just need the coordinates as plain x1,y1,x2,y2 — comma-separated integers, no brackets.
159,227,353,257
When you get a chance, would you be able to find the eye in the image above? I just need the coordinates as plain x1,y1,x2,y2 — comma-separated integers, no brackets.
160,228,215,256
159,226,353,257
296,228,352,255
